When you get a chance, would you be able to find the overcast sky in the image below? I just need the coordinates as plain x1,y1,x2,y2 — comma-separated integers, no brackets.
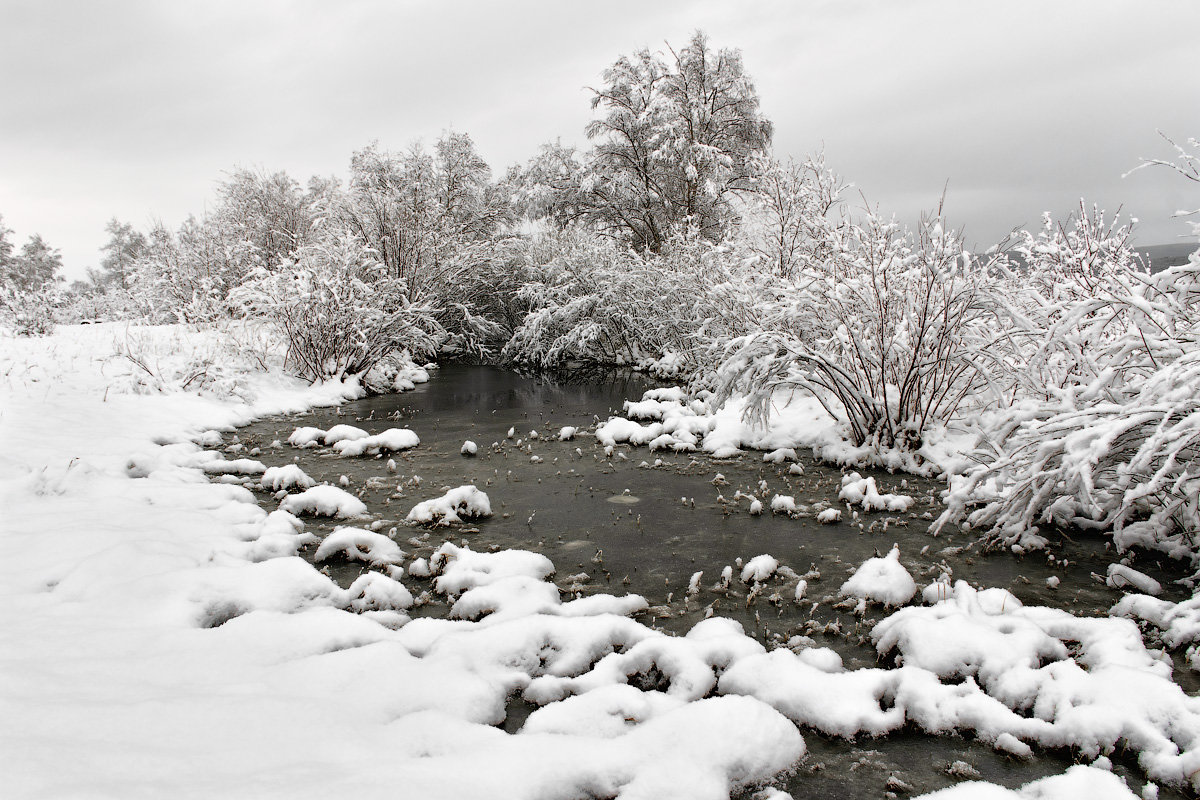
2,0,1198,280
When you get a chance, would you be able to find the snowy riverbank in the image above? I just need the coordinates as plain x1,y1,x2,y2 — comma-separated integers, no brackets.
1,323,1193,799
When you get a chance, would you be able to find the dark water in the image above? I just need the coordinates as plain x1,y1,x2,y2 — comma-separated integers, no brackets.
221,364,1195,799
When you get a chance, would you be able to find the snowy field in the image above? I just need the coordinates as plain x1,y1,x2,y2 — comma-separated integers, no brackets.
2,323,1196,799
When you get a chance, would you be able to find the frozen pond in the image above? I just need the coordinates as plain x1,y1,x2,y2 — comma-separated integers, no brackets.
222,364,1196,798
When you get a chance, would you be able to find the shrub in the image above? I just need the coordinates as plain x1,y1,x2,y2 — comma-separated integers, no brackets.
233,230,444,382
716,207,1006,454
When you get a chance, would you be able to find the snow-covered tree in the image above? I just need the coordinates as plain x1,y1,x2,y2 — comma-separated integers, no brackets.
505,140,583,229
739,153,848,279
503,226,754,371
0,222,64,335
570,31,773,252
96,219,149,291
212,168,314,270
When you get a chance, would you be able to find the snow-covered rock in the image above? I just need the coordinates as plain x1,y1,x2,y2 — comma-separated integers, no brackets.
406,485,492,525
741,555,779,584
287,426,325,447
278,485,368,518
261,464,316,491
343,571,414,612
1106,564,1162,596
333,428,420,457
314,527,405,566
319,424,369,445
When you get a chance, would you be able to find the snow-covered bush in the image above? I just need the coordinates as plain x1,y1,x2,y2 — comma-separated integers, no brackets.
936,342,1200,561
936,181,1200,561
233,230,444,382
996,203,1173,401
717,208,1006,453
0,285,58,336
503,227,757,372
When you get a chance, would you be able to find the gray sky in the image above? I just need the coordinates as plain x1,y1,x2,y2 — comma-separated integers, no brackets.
2,0,1198,280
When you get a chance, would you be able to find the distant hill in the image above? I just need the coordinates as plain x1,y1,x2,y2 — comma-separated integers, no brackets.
1137,243,1197,273
997,242,1196,275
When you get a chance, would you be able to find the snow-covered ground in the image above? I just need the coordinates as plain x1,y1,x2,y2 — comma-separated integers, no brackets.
1,323,1192,799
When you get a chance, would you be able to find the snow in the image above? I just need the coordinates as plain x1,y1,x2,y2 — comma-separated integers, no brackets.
839,545,917,607
838,471,913,512
741,554,779,584
770,494,798,515
1107,564,1163,596
405,485,492,525
313,526,405,566
331,427,420,456
344,571,414,612
595,385,975,476
1112,593,1200,669
261,463,316,491
201,456,267,475
287,426,325,447
7,322,1200,799
912,765,1140,799
816,507,841,524
278,484,369,518
322,423,370,444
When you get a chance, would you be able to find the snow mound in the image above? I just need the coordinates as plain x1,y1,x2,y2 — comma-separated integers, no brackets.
838,472,913,512
201,457,267,476
261,464,315,491
521,683,685,737
278,485,368,518
1106,564,1162,596
314,527,405,566
240,510,316,562
332,428,420,457
322,424,370,445
526,617,769,706
406,485,492,525
430,543,554,595
911,765,1139,799
1112,593,1200,668
343,571,413,612
816,508,841,524
874,583,1059,682
741,555,778,584
839,545,916,607
770,495,798,516
287,426,325,447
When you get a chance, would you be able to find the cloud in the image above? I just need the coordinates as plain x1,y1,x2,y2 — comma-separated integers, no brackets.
1,0,1197,277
